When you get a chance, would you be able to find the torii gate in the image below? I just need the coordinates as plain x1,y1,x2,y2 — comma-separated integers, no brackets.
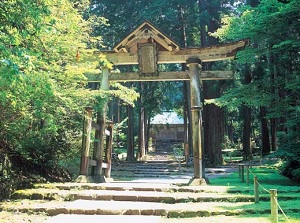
97,21,247,185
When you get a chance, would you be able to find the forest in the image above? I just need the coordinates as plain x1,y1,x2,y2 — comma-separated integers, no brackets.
0,0,299,199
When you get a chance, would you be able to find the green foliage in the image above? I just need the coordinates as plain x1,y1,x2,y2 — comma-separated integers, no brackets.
209,0,300,166
0,0,139,192
280,160,300,182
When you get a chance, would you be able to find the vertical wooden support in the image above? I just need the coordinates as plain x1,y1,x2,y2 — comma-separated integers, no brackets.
270,189,278,223
93,67,110,182
79,107,93,175
254,176,259,203
76,107,94,183
105,122,114,178
241,164,245,182
187,57,205,185
246,165,249,185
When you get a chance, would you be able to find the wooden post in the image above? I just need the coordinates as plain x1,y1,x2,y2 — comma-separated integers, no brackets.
187,57,205,185
270,189,278,223
246,165,249,185
241,164,245,182
93,67,110,182
254,176,259,203
105,122,114,178
79,107,93,175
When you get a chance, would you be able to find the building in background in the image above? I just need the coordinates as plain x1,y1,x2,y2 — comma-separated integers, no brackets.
150,111,184,142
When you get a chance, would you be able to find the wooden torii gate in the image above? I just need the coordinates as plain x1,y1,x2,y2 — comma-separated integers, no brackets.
95,21,247,185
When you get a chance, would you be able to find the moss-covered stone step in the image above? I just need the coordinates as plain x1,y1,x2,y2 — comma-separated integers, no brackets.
2,199,299,218
32,182,300,194
44,213,276,223
11,188,266,203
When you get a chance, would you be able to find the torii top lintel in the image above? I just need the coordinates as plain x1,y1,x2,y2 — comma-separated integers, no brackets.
103,21,248,65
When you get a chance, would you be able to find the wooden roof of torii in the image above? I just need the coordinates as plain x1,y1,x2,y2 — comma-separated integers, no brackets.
113,20,180,53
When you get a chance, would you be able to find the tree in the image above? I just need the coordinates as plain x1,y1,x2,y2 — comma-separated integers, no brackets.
210,0,300,169
0,0,139,197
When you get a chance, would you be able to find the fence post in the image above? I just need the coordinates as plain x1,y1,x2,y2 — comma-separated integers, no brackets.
270,189,278,223
246,165,249,185
254,176,259,203
241,164,245,182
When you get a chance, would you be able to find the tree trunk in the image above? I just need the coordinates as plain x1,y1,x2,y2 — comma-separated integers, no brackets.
242,104,252,161
126,104,134,161
138,83,146,160
242,65,252,161
260,106,271,156
203,82,224,166
269,51,278,152
178,5,191,159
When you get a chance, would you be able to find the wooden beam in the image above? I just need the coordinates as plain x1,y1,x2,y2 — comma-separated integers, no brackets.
102,39,248,65
86,71,233,82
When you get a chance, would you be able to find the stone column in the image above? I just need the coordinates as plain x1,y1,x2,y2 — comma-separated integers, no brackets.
187,57,206,185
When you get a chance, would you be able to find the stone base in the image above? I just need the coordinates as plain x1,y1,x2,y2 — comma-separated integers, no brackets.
74,175,94,183
93,175,114,183
188,178,207,186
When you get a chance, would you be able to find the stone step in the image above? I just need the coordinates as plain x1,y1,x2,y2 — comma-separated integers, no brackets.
4,199,297,217
45,214,271,223
12,188,264,203
34,182,295,194
45,215,162,223
112,167,180,172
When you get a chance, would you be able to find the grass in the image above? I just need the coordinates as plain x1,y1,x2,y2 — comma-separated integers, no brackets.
209,166,300,222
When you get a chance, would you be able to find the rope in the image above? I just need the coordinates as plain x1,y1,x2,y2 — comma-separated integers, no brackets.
256,180,270,194
273,195,291,223
247,167,291,222
248,167,256,177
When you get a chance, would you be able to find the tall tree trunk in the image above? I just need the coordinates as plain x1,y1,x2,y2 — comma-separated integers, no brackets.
198,0,224,166
203,83,224,166
198,0,208,47
269,51,278,152
144,107,149,154
178,5,192,159
126,104,134,161
260,106,271,156
242,105,252,160
226,115,234,142
242,65,252,161
138,83,146,160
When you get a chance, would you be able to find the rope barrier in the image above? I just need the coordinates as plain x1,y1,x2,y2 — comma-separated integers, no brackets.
274,194,291,223
256,180,271,194
248,167,256,176
238,165,292,222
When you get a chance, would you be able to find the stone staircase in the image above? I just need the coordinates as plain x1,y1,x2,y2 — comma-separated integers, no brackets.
1,142,298,223
4,182,269,223
111,142,189,179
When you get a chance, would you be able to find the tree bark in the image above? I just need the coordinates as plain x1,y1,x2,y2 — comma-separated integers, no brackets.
203,82,224,166
242,65,252,161
260,106,271,155
126,104,134,161
138,83,146,160
269,51,278,152
242,104,252,160
178,4,191,159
